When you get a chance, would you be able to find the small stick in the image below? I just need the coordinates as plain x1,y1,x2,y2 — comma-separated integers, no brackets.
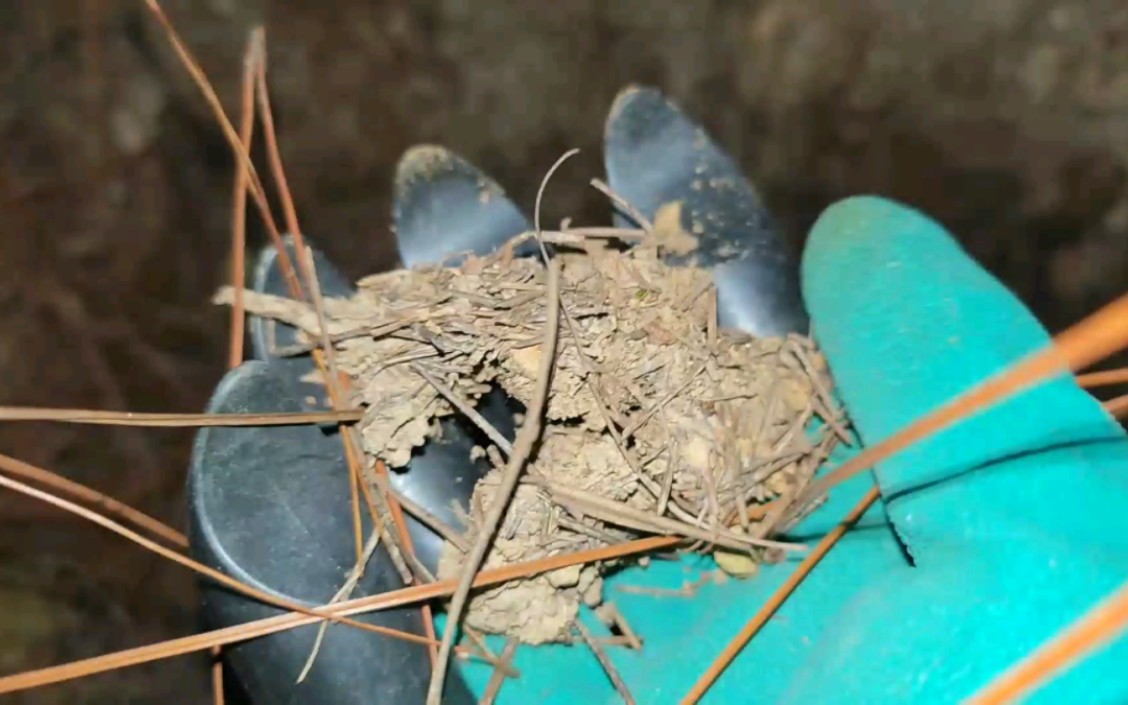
590,178,654,232
478,638,520,705
426,257,563,705
350,447,413,584
370,473,471,552
786,339,851,444
621,363,706,440
141,4,299,293
600,603,643,651
297,530,381,682
785,290,1128,526
412,364,515,455
542,480,802,552
964,575,1128,705
576,620,636,705
657,436,678,517
567,635,636,648
557,516,630,545
556,226,648,239
462,628,519,679
616,575,710,598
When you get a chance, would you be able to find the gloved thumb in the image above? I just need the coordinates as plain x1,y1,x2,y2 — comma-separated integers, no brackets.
800,195,1128,564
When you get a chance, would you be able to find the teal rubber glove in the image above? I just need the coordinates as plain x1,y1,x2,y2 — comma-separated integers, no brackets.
454,195,1128,703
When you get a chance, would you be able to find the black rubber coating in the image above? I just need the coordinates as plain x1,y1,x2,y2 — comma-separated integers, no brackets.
189,360,474,705
394,145,537,268
604,85,809,336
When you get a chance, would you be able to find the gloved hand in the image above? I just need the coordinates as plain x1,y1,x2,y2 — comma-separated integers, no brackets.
189,87,1128,704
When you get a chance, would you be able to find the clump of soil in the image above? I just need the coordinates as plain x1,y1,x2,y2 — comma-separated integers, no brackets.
218,227,844,645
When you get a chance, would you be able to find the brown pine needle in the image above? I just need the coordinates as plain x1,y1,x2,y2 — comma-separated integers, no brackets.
576,620,636,704
140,3,299,296
965,577,1128,705
214,31,261,704
681,486,881,704
210,646,225,705
226,28,260,370
785,291,1128,524
0,452,186,548
1104,393,1128,418
147,1,426,662
427,149,575,705
478,638,520,705
1076,366,1128,389
0,536,681,694
253,34,367,568
0,406,362,426
428,259,562,705
0,465,439,650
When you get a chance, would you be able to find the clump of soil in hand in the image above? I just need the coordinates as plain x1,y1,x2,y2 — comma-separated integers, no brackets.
217,227,844,645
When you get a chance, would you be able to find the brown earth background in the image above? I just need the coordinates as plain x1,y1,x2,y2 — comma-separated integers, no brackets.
1,1,1127,702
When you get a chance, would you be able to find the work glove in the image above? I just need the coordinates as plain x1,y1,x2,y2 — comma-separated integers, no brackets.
190,86,1128,704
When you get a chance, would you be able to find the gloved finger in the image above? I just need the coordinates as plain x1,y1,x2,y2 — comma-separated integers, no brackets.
248,230,504,571
250,235,353,411
189,359,474,705
391,144,532,570
801,195,1128,564
604,85,808,336
394,144,534,268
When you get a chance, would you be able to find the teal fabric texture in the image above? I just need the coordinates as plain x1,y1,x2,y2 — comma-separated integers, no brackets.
453,196,1128,703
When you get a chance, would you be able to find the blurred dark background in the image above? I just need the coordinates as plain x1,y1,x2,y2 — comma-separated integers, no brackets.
1,0,1126,702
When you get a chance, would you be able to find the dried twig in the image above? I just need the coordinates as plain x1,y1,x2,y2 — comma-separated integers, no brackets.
213,29,263,702
141,3,299,290
371,472,471,552
598,602,643,650
427,149,577,703
210,645,224,705
413,363,514,454
462,628,518,678
541,479,801,552
576,620,636,704
478,638,520,705
616,572,714,598
427,257,563,705
591,178,654,232
297,530,381,682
